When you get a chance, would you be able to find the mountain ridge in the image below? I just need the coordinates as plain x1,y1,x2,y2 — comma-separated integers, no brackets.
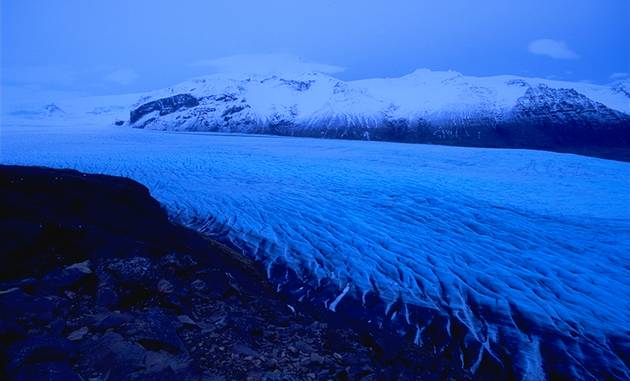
4,69,629,159
126,70,630,152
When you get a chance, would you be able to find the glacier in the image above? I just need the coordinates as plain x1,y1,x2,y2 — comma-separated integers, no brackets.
2,122,629,380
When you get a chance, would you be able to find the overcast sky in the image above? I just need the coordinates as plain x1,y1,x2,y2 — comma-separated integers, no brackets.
2,0,628,102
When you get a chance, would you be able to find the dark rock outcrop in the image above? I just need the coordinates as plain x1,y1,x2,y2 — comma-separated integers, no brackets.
130,94,199,125
506,85,630,147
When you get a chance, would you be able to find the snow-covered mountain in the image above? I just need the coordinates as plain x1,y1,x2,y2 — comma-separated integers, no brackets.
127,69,630,149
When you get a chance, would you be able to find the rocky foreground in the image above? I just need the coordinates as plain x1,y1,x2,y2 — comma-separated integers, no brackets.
0,165,470,381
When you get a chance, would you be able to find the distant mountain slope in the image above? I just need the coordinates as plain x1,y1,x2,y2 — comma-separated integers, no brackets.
4,69,628,158
126,70,630,152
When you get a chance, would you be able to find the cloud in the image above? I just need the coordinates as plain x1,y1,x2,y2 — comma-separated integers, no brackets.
2,65,140,89
1,65,79,87
1,84,85,113
609,72,628,80
104,68,139,85
528,39,579,60
190,54,344,75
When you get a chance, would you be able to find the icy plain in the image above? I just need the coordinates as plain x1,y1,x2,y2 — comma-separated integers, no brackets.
2,123,629,380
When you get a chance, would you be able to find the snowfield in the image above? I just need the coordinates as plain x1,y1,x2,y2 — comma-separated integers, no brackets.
2,123,629,380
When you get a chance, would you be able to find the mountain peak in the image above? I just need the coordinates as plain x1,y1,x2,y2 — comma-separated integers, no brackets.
402,68,464,80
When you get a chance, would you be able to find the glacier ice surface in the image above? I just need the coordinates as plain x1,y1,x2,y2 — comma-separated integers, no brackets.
2,123,629,380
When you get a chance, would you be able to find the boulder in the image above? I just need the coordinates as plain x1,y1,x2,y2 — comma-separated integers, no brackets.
82,331,146,378
11,361,82,381
66,327,89,341
40,262,93,293
0,288,56,325
5,336,78,373
106,256,154,286
121,308,186,353
93,311,133,330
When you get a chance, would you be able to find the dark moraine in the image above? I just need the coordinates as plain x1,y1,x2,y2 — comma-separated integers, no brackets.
0,165,471,381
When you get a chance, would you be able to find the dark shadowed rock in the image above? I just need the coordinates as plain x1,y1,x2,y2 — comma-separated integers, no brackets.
66,327,89,341
130,94,199,125
122,308,186,353
5,336,78,373
0,289,56,326
508,84,630,147
93,311,133,330
107,256,155,286
96,285,119,308
40,261,93,293
82,331,146,378
12,361,81,381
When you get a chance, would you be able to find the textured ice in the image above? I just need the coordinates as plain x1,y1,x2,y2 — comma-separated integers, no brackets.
2,124,629,380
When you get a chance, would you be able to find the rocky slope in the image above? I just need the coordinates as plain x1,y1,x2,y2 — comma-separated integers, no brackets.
126,70,630,156
0,165,472,381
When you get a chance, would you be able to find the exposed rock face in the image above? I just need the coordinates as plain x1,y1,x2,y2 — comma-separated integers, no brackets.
43,103,65,116
506,85,630,146
130,94,199,125
0,165,470,381
612,80,630,97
